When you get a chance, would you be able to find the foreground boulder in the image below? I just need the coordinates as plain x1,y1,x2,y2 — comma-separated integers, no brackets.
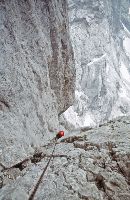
0,116,130,199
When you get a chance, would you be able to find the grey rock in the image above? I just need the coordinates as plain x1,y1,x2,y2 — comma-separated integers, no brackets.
62,0,130,128
0,0,75,167
0,115,130,199
1,1,130,200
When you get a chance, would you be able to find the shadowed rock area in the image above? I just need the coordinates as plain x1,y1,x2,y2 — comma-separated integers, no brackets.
0,0,75,167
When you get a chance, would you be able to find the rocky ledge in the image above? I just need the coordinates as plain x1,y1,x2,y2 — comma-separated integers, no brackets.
0,115,130,200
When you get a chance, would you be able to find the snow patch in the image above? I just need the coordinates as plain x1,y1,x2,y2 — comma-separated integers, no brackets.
118,62,130,103
123,37,130,57
83,113,96,126
122,22,130,37
87,54,106,66
75,90,85,99
64,106,95,128
119,87,130,100
120,62,130,84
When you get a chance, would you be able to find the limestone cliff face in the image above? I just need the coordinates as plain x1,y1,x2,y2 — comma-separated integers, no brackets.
1,2,130,199
63,0,130,128
0,0,75,166
47,0,75,114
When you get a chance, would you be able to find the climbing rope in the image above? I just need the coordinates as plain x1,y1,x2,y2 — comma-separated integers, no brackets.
28,131,64,200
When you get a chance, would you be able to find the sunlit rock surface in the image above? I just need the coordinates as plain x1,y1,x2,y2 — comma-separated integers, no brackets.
63,0,130,128
1,115,130,199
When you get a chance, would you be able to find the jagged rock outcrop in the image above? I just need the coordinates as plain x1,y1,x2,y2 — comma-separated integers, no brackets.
0,0,75,167
63,0,130,128
0,115,130,199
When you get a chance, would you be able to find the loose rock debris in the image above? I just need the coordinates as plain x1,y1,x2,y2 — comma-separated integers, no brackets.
0,117,130,200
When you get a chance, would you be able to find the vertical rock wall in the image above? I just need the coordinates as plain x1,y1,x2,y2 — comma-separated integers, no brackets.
63,0,130,128
0,0,75,166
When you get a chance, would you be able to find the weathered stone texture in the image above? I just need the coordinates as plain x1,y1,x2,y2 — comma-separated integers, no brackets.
0,0,75,167
63,0,130,128
0,116,130,199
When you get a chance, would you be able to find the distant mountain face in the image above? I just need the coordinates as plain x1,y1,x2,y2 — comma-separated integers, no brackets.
63,0,130,128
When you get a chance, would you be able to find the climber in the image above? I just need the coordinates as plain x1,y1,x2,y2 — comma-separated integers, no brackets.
28,130,65,200
56,130,64,140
